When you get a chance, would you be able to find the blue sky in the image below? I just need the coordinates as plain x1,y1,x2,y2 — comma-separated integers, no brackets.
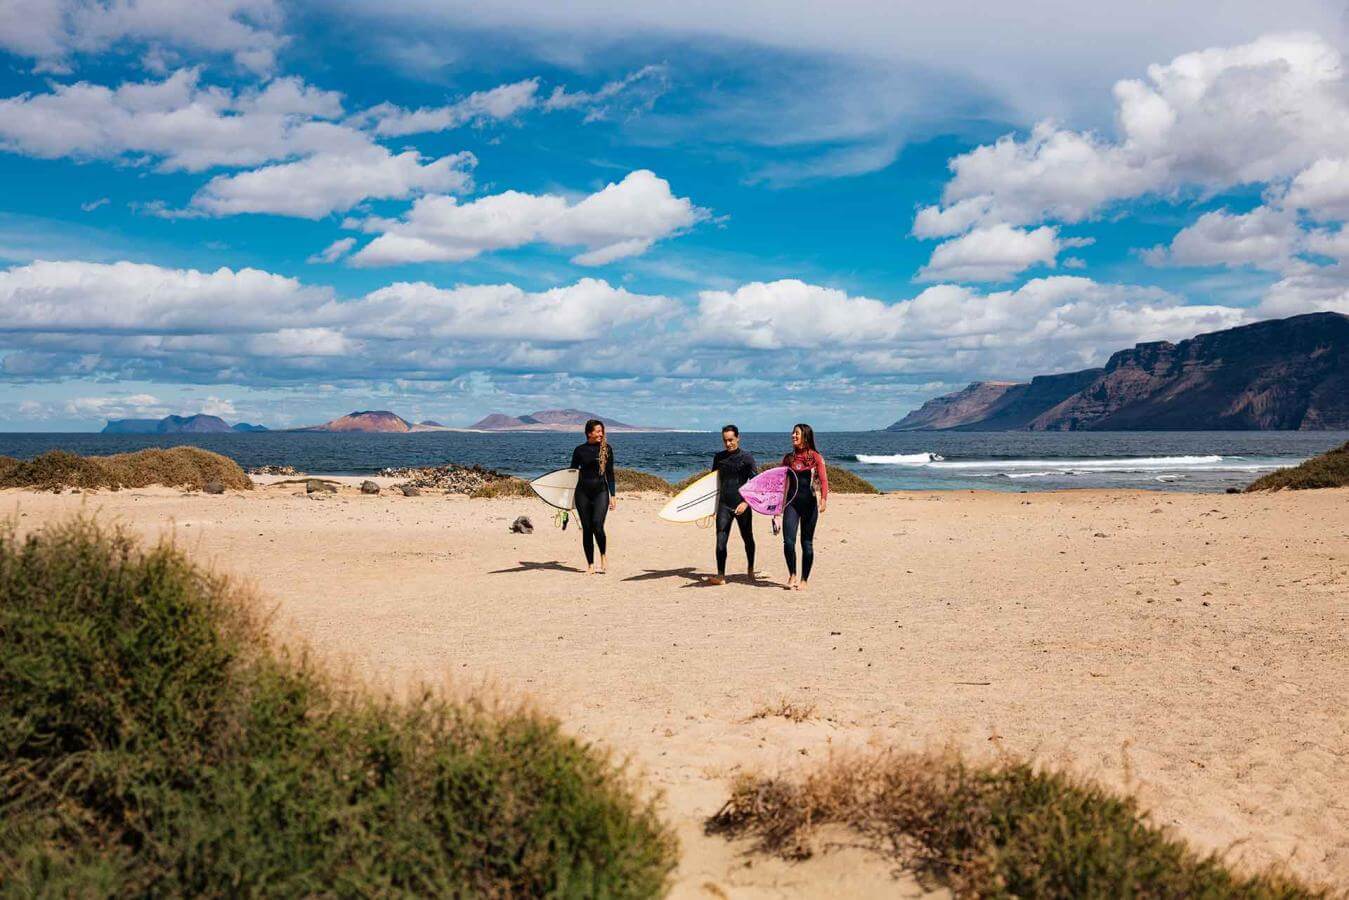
1,1,1347,431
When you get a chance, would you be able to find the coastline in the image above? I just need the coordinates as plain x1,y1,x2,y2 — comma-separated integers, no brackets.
5,482,1346,893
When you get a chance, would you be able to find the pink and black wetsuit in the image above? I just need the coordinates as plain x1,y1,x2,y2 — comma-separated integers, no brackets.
781,449,828,581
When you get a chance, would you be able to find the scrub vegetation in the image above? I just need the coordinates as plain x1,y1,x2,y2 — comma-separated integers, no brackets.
0,518,677,897
673,464,879,495
614,468,674,494
0,447,252,492
708,749,1327,899
1246,441,1349,491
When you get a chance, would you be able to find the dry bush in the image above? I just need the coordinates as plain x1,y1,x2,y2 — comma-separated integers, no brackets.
0,447,252,491
746,699,817,724
1246,441,1349,491
708,749,1329,898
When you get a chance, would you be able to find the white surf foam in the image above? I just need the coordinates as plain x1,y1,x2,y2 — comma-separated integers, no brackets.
855,452,945,465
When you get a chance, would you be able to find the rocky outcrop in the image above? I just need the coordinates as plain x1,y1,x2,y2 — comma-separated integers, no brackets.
887,312,1349,431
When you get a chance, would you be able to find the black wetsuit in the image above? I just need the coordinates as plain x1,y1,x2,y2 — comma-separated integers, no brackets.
782,454,823,582
712,448,756,577
570,441,616,565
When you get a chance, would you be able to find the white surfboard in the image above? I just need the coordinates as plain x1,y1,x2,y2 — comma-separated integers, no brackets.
659,470,719,522
529,468,579,510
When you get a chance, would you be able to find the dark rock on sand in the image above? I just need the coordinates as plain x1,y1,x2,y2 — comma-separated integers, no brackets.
360,480,380,495
306,479,337,494
399,485,421,497
203,481,225,494
510,516,534,534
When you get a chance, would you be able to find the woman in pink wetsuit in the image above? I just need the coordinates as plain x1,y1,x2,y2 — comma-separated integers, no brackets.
779,423,828,590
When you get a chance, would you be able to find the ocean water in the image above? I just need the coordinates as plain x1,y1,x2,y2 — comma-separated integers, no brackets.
2,430,1344,493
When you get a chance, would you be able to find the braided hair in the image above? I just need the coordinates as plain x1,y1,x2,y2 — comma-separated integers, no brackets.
584,418,609,474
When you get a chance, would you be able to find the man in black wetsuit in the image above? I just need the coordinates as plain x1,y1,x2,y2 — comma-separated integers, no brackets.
709,424,756,585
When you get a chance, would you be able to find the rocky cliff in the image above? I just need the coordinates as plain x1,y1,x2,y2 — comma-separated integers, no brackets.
887,312,1349,431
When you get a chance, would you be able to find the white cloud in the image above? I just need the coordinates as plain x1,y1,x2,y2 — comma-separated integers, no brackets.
80,197,109,212
1283,158,1349,222
357,278,672,341
350,169,705,266
0,260,677,383
920,33,1349,234
64,392,166,418
308,237,357,264
0,0,286,74
693,276,1251,375
199,395,237,416
1146,206,1300,271
543,64,669,121
192,147,476,218
917,224,1064,282
0,259,333,332
0,69,360,172
357,78,540,137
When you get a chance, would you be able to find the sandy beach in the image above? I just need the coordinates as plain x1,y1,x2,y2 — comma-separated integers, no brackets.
5,481,1346,896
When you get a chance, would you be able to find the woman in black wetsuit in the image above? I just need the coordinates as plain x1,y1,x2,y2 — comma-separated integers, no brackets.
778,423,829,591
570,418,617,574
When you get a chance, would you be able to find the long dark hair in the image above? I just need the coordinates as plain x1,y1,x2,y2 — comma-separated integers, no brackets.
585,418,609,472
792,423,818,454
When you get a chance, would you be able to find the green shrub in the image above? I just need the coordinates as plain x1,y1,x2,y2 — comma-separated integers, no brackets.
0,519,676,897
1246,441,1349,491
469,476,535,498
615,468,673,494
673,463,879,496
709,749,1326,898
824,464,879,494
0,447,252,491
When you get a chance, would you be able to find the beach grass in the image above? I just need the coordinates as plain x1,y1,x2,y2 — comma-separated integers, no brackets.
0,447,252,492
708,749,1327,899
1245,440,1349,491
0,518,677,897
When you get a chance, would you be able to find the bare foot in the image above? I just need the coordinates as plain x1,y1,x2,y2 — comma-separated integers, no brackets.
798,580,808,591
785,575,797,591
597,555,608,574
585,565,595,575
708,575,726,586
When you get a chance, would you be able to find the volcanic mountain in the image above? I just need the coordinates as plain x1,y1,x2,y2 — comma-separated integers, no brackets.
299,411,413,433
469,409,663,432
888,312,1349,431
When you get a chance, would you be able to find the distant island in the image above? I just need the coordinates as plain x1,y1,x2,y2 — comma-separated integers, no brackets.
888,311,1349,431
102,414,268,434
469,409,668,432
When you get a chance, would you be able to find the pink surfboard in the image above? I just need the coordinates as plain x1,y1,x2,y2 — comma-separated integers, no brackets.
738,466,797,516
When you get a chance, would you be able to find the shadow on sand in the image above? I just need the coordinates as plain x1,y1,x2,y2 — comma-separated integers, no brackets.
621,567,781,589
489,560,584,575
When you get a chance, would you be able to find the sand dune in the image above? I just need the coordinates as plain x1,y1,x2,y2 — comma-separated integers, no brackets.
6,482,1346,895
